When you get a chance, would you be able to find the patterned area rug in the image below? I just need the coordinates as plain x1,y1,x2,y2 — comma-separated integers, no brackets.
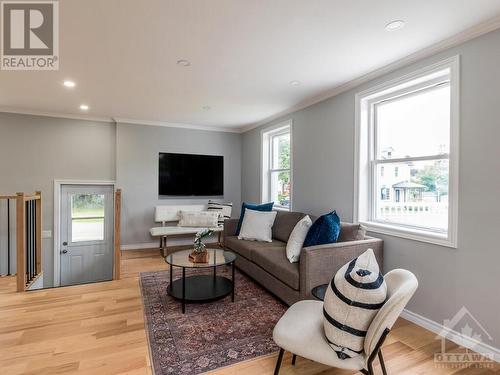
140,266,287,374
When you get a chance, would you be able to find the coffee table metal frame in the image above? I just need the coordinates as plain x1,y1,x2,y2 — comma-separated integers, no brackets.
165,248,236,313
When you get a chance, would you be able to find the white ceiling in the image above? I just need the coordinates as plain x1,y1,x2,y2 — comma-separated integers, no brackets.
1,0,500,131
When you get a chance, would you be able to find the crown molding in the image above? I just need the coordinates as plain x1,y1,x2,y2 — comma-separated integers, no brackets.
113,117,242,133
0,107,242,133
0,107,113,123
240,14,500,133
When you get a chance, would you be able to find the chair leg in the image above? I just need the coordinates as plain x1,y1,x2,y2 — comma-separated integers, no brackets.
367,359,375,375
292,354,297,365
378,350,388,375
274,349,284,375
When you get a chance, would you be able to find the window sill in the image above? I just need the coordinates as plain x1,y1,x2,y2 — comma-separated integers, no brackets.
273,206,290,212
360,220,457,248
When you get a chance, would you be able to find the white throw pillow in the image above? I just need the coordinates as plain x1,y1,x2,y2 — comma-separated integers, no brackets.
238,209,277,242
286,215,312,263
323,249,387,360
177,211,219,227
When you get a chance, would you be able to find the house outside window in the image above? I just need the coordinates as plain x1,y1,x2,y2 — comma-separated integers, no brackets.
354,57,459,247
262,120,292,210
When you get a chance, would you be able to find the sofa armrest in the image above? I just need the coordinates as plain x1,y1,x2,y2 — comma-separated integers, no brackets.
223,218,239,240
299,237,384,299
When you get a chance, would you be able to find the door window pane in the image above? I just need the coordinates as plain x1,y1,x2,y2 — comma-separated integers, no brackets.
375,160,449,231
71,194,105,242
271,171,291,209
376,85,450,159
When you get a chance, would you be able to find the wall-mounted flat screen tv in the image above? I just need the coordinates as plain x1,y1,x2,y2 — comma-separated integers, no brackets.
159,152,223,196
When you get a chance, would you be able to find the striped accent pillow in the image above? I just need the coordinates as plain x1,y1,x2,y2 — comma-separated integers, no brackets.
323,249,387,360
207,200,233,226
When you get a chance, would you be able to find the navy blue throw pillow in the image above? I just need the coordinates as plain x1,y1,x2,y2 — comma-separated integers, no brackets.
303,211,341,247
236,202,274,235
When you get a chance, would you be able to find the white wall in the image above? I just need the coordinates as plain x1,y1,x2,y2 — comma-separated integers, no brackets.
241,29,500,349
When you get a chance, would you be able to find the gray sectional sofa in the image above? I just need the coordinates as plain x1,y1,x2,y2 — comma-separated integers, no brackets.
223,211,383,306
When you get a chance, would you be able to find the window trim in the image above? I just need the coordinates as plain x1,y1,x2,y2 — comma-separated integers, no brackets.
261,120,293,211
354,56,460,248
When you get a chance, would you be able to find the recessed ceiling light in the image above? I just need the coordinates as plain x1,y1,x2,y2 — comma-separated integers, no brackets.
202,105,211,110
63,80,76,88
385,20,405,31
79,104,89,111
177,59,191,67
289,80,301,86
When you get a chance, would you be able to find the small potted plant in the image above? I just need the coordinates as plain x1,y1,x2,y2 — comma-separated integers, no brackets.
189,228,213,263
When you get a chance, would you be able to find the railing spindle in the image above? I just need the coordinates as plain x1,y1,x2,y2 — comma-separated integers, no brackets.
25,201,29,283
34,201,37,279
7,199,11,275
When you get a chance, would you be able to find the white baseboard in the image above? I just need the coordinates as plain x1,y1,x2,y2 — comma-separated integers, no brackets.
401,309,500,363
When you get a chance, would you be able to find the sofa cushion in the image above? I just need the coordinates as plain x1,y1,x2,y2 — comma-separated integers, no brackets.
225,236,286,261
338,223,366,242
236,202,274,235
304,211,341,247
238,209,277,242
272,211,307,242
252,247,300,290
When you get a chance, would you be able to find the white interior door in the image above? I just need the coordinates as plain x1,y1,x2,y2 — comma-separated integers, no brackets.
60,185,114,286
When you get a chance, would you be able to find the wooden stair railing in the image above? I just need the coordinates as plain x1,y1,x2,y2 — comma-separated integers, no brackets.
1,192,42,290
16,192,42,291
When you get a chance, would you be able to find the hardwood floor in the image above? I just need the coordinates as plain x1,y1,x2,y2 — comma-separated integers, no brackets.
0,249,497,375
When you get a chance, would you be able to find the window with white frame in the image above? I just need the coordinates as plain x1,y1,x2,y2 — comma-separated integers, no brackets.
262,121,292,210
355,57,459,247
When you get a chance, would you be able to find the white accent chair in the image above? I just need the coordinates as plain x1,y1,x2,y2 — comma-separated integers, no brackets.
150,205,224,256
272,269,418,375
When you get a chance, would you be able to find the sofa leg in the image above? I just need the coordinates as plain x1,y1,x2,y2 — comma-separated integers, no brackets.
274,349,284,375
292,354,297,365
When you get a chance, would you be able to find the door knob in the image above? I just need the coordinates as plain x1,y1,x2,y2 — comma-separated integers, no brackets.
61,249,68,254
62,241,68,246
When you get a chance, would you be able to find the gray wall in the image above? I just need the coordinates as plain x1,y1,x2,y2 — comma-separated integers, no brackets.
116,122,242,246
0,115,242,287
242,29,500,347
0,113,116,287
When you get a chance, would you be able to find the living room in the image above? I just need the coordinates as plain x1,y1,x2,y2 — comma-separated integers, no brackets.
0,1,499,374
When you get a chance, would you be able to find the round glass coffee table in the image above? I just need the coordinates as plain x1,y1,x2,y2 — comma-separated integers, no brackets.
165,248,236,313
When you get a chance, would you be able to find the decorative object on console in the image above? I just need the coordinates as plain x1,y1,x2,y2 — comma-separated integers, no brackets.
323,248,387,360
286,215,312,263
207,200,233,225
303,210,341,247
238,209,277,242
189,229,213,263
236,201,274,235
178,210,219,227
